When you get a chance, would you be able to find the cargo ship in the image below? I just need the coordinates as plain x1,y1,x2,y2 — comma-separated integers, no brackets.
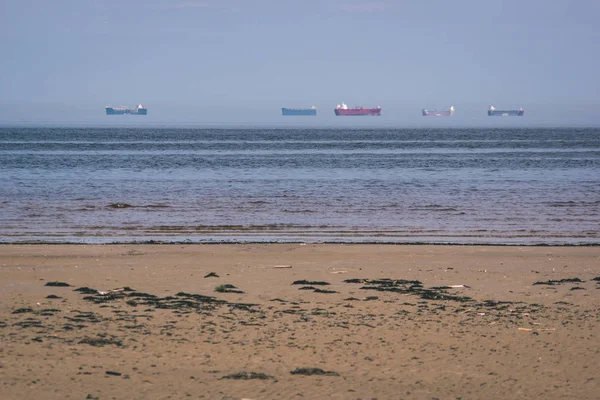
105,104,147,115
487,106,524,116
282,106,317,116
334,102,381,116
422,106,455,117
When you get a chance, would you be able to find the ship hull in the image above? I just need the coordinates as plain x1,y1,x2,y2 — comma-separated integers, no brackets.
488,110,524,116
334,108,381,116
422,110,453,117
282,108,317,116
106,107,147,115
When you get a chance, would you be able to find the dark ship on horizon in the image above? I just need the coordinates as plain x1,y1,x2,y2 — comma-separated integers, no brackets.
281,106,317,116
487,105,524,116
422,106,455,117
105,104,147,115
334,102,381,116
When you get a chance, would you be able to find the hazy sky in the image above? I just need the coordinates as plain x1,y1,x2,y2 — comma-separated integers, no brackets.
1,0,599,126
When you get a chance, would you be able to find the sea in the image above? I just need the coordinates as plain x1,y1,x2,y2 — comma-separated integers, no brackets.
1,127,599,245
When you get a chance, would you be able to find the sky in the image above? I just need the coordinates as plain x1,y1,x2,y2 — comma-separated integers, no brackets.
1,0,599,126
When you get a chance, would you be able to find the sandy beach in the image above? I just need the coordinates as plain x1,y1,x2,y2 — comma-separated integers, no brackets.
0,244,598,399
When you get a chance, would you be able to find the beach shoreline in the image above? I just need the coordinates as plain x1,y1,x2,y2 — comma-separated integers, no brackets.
1,244,599,399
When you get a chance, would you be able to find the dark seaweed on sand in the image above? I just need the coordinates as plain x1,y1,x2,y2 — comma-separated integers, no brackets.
292,280,330,286
74,287,99,295
344,278,422,286
12,308,35,314
417,290,472,302
313,288,338,294
533,278,585,286
79,337,123,347
76,286,257,312
220,372,273,380
215,284,244,294
45,281,71,287
13,318,43,328
345,277,472,302
482,300,514,308
128,292,158,299
290,367,340,376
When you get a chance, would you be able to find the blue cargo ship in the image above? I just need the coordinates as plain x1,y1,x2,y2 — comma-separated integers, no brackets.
282,106,317,116
106,104,147,115
488,106,524,116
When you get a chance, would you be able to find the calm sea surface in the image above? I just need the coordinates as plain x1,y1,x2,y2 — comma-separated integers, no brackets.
1,127,599,244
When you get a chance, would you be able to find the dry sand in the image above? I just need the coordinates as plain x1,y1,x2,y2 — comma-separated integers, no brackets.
0,244,599,400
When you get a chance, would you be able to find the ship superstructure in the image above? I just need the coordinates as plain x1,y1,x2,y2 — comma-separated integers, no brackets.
422,106,455,117
334,102,381,116
487,106,524,116
106,104,147,115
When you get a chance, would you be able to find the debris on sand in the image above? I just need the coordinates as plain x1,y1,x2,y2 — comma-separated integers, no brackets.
431,284,470,289
107,203,133,209
518,327,556,332
290,367,340,376
105,370,122,376
204,272,219,278
98,287,134,295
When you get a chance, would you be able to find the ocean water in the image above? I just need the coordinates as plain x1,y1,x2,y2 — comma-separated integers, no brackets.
0,127,599,244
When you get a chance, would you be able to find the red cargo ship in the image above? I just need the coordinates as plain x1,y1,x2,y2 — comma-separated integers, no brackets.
334,102,381,116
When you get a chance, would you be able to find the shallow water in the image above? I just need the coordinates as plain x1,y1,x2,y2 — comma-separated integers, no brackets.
1,127,599,244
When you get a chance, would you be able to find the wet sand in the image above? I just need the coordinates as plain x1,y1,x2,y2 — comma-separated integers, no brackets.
1,244,599,399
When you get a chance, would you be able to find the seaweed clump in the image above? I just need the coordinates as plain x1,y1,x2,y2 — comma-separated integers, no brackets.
533,278,585,286
45,281,71,287
215,284,244,294
290,367,340,376
220,372,273,380
343,278,472,302
292,280,330,286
